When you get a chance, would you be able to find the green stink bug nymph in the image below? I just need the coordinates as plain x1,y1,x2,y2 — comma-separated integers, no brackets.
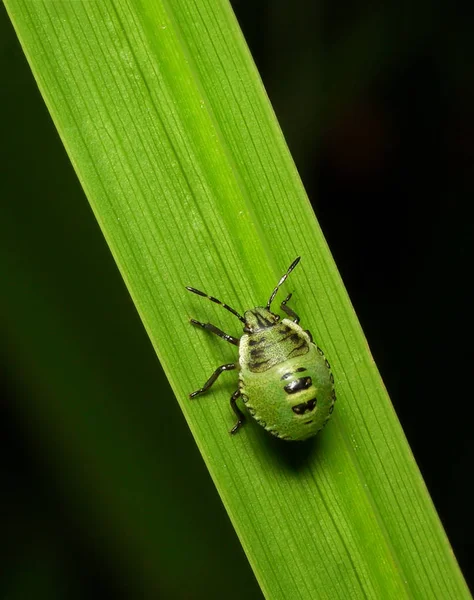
186,257,336,441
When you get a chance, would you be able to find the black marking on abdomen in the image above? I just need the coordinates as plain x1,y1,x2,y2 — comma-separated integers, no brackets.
280,367,307,381
249,337,266,346
265,328,295,347
251,359,270,370
284,377,312,394
292,398,317,415
288,340,309,357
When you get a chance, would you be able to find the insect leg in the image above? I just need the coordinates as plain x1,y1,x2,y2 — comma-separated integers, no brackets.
230,389,245,434
189,363,236,398
280,293,300,323
190,319,239,346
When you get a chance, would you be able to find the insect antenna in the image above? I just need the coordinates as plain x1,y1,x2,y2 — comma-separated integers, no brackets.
186,286,246,323
266,256,301,310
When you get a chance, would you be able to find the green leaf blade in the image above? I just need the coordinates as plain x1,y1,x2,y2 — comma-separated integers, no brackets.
4,0,470,598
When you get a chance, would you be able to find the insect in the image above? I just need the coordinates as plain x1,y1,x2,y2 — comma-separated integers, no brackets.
186,257,335,441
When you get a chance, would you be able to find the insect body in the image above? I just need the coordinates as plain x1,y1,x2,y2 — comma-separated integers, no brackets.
186,257,335,441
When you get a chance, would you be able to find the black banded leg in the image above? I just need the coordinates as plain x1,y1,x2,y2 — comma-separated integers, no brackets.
190,319,239,346
280,293,300,323
190,363,236,398
230,389,245,434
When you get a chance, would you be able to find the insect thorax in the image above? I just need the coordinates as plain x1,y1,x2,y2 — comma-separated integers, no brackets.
240,317,310,373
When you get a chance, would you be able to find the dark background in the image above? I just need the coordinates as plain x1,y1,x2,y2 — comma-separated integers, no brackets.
1,1,473,598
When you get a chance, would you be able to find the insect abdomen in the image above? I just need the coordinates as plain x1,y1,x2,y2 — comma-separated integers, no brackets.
239,341,335,441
